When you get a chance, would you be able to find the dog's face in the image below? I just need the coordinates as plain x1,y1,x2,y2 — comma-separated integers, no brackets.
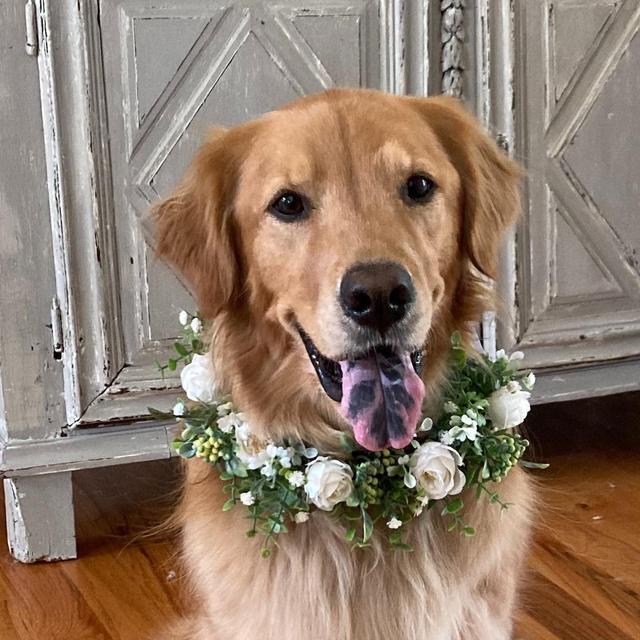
154,90,519,451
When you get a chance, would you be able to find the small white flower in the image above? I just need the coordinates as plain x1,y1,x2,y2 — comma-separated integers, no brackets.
494,349,507,362
522,372,536,390
235,423,271,470
449,415,462,426
507,380,522,393
266,445,292,468
261,462,276,478
180,353,217,403
217,412,243,433
178,310,189,326
509,350,525,362
387,516,402,529
410,441,466,501
217,401,233,416
419,417,433,432
443,401,459,414
441,425,478,444
190,317,203,334
239,492,255,506
440,430,455,445
172,401,186,417
398,455,410,465
487,384,531,429
304,457,354,511
466,409,477,419
460,414,477,427
288,470,305,488
294,511,310,523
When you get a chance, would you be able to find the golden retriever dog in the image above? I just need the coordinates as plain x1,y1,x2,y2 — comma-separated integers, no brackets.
153,89,533,640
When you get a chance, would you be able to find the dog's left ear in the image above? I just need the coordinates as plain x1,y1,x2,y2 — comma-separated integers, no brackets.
151,124,257,318
409,95,521,279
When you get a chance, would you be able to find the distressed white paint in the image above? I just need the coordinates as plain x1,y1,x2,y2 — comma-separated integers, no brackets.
4,472,76,562
512,0,640,368
1,423,175,478
0,0,66,442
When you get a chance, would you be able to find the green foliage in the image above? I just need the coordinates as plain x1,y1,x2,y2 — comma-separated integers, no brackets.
153,325,546,558
156,312,205,377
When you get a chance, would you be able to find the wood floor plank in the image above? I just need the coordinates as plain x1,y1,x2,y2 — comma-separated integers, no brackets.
513,610,562,640
519,572,636,640
0,560,112,640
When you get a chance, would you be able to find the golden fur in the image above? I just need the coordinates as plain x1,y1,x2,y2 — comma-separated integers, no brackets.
153,89,533,640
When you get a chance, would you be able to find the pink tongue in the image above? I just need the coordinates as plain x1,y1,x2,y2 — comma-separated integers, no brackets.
339,350,425,451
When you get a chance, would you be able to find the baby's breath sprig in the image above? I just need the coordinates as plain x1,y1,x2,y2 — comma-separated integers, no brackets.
151,316,546,558
156,310,205,375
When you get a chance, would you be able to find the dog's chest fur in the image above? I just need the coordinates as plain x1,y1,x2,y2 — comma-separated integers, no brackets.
179,463,532,640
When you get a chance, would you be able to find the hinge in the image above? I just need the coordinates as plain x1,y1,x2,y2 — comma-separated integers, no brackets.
495,132,509,153
51,297,64,360
25,0,39,57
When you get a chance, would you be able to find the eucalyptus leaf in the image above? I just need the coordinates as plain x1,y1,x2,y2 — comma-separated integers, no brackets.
519,460,550,470
174,341,189,357
361,509,373,543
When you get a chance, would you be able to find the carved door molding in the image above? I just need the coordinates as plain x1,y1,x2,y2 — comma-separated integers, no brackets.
508,0,640,369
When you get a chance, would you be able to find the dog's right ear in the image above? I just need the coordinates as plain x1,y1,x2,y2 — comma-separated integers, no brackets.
152,125,254,318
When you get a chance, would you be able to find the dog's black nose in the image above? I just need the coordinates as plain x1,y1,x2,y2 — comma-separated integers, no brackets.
339,262,415,334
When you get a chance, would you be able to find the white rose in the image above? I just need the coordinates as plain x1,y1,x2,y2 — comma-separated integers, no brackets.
235,423,271,470
180,353,217,402
304,457,354,511
410,442,466,501
487,385,531,429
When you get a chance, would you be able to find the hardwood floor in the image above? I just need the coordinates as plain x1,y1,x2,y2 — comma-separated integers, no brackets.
1,392,640,639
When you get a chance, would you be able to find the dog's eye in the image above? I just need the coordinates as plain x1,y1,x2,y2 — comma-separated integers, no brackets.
404,174,436,203
269,191,308,221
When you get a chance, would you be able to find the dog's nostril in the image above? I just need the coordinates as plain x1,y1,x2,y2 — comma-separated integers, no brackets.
389,284,412,310
349,289,372,314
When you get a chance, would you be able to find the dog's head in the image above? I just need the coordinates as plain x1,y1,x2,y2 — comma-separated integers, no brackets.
153,90,520,451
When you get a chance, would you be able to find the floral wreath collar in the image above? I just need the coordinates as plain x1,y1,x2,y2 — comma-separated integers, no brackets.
151,312,546,557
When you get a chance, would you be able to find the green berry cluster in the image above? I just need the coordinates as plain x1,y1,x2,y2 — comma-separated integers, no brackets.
354,458,384,506
189,423,235,465
482,433,529,482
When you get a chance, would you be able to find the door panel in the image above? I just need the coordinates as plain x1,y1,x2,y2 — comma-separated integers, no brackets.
64,0,427,425
513,0,640,368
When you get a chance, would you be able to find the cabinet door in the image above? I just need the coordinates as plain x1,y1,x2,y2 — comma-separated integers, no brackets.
511,0,640,369
44,1,428,426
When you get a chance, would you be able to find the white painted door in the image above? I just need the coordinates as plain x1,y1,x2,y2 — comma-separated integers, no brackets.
510,0,640,371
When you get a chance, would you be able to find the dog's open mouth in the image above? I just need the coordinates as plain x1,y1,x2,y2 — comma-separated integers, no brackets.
298,326,426,451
